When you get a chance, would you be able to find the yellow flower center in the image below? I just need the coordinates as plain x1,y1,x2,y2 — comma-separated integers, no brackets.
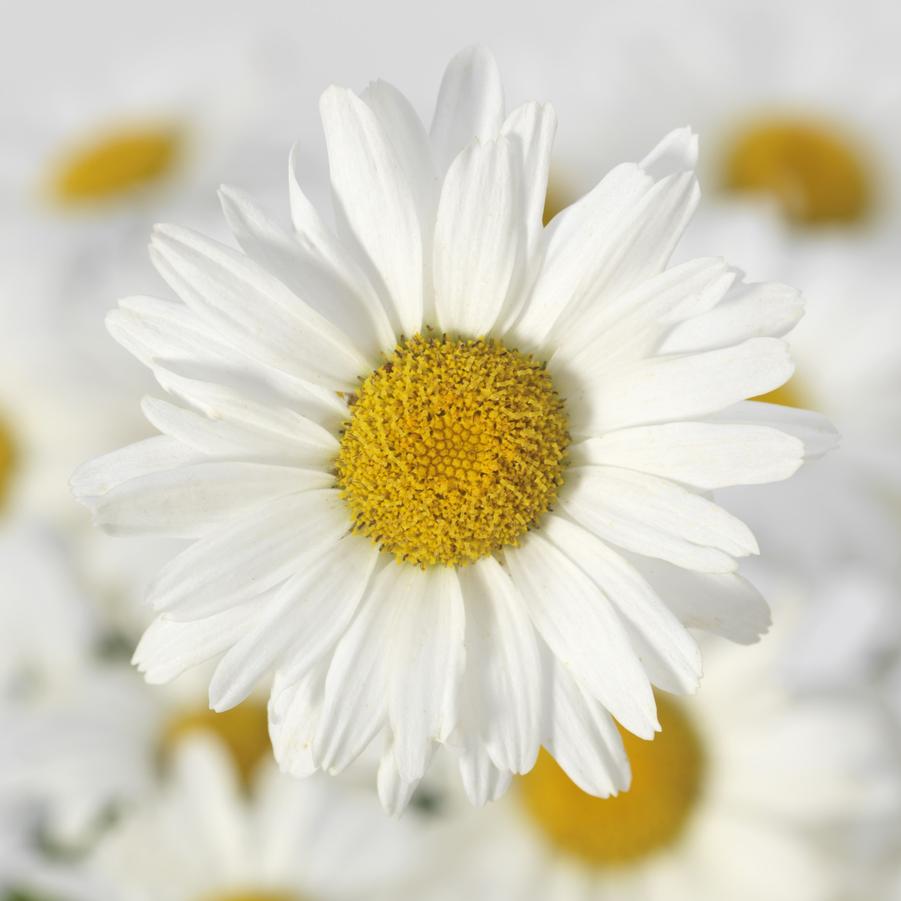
0,415,15,511
336,334,569,568
519,695,704,866
724,118,870,225
162,701,271,785
49,125,180,205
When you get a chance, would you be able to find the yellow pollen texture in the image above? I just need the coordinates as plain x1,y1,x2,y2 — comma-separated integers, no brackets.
162,701,271,786
519,695,705,866
336,334,569,568
724,119,870,225
0,416,15,510
50,125,179,204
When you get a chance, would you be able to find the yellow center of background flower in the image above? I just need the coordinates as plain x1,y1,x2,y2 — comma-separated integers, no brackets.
163,701,271,786
50,125,180,204
519,695,704,865
724,119,870,225
0,416,16,511
336,334,569,568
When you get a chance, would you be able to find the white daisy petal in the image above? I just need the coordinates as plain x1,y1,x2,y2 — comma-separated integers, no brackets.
107,295,345,424
712,400,840,459
150,225,367,390
572,337,794,435
505,532,658,739
515,154,700,348
458,745,514,808
568,422,804,490
141,395,337,466
219,184,396,358
500,101,557,254
434,136,524,336
133,601,265,685
268,666,327,779
151,361,345,439
147,489,346,619
208,533,378,712
90,461,331,538
107,295,242,371
629,553,771,644
544,656,632,797
541,515,701,695
547,171,701,344
389,566,465,782
362,79,437,232
70,435,202,500
269,534,381,689
144,374,340,452
430,45,504,175
512,163,652,347
377,741,421,817
105,470,300,547
457,556,542,774
661,282,805,354
639,125,699,176
313,563,402,774
320,85,423,337
562,466,757,571
550,257,735,375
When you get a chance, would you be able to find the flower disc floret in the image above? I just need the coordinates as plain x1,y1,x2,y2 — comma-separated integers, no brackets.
336,334,569,567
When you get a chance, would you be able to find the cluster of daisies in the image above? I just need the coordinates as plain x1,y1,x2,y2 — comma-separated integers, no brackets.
4,3,901,898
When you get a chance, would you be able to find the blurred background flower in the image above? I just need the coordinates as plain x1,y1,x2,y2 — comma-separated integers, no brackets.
2,0,900,898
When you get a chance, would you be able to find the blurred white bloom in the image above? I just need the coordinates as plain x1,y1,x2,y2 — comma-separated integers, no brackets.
420,618,901,901
0,350,141,526
0,36,274,395
0,522,154,846
1,37,265,220
519,0,901,229
73,46,832,811
0,800,101,901
84,736,439,901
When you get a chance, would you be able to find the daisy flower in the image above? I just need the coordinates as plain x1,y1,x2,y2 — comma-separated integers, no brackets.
0,522,156,846
417,615,901,901
73,46,833,809
83,735,440,901
0,342,138,524
521,0,901,229
1,35,266,220
1,801,101,901
0,32,282,419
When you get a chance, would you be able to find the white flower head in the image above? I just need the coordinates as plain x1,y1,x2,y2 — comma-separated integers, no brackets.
414,613,901,901
0,522,155,846
73,46,835,811
524,0,901,229
84,735,442,901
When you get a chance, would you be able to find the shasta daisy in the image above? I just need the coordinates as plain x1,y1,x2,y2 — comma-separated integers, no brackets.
73,46,834,810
